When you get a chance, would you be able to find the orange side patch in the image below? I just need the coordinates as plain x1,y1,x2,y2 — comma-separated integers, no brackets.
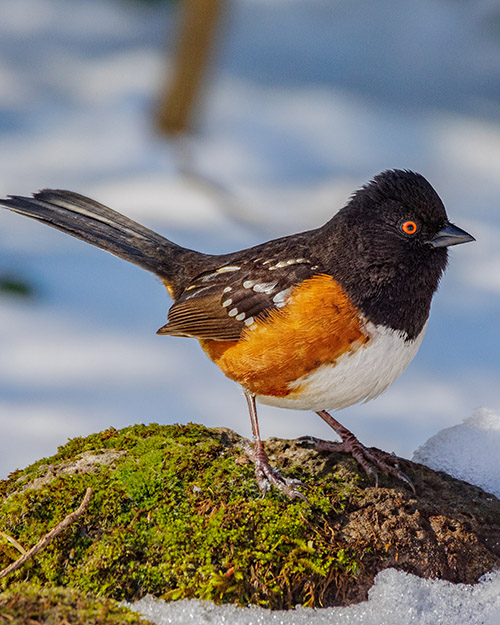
200,274,369,398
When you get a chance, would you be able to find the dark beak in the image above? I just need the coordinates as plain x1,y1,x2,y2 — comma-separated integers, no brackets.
429,222,475,248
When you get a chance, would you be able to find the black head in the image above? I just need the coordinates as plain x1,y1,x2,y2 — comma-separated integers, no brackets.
320,169,474,339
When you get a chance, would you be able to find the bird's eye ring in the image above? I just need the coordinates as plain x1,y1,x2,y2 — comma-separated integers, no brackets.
401,220,418,235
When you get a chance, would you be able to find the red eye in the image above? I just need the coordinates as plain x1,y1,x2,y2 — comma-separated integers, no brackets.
401,220,418,235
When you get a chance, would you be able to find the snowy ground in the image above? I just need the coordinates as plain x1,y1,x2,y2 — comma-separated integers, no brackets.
1,0,500,621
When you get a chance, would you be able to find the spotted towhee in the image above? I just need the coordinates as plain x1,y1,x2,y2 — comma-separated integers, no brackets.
1,170,474,498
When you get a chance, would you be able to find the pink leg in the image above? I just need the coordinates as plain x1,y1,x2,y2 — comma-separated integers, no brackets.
244,390,306,500
307,410,415,493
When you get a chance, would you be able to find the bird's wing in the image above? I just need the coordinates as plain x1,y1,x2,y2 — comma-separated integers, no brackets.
158,257,321,340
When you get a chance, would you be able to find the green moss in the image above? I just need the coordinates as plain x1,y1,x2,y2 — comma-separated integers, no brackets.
0,583,152,624
0,424,363,608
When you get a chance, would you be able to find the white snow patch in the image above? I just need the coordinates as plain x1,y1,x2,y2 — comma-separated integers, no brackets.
413,407,500,498
127,569,500,625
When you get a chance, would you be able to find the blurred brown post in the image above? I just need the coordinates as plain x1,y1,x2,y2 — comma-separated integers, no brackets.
156,0,225,136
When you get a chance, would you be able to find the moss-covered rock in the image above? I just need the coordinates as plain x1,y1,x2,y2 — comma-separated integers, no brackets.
0,423,499,609
0,583,152,624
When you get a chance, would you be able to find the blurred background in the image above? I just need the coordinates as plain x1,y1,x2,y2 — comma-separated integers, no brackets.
0,0,498,479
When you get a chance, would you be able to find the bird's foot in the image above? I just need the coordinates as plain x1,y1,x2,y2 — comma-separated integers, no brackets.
299,434,415,494
244,442,308,502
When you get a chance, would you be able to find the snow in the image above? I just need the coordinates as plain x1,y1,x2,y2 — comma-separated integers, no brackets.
1,0,500,621
129,570,500,625
414,407,500,499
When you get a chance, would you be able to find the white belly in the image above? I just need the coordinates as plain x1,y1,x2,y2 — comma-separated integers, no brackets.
257,322,426,412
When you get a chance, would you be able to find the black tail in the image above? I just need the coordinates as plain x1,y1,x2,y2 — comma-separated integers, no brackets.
1,189,207,294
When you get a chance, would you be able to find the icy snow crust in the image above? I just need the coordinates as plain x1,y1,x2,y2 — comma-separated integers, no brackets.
130,570,500,625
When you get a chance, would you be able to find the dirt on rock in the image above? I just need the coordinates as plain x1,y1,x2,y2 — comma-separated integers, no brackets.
265,436,500,604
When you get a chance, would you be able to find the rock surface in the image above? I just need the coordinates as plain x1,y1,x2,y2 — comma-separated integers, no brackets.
0,423,499,610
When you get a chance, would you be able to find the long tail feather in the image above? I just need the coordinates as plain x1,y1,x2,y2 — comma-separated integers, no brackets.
1,189,205,292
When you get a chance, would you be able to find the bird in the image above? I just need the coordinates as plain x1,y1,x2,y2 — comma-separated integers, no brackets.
0,170,474,499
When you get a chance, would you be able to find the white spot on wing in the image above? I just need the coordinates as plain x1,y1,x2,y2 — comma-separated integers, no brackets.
265,258,311,270
273,288,292,308
223,287,232,293
200,272,219,282
222,299,232,307
184,285,212,299
253,282,277,294
217,265,241,273
228,308,239,317
236,312,246,321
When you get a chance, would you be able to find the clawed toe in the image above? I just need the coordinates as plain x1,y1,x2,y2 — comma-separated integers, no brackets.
360,448,414,492
257,463,308,502
244,442,308,501
300,425,415,493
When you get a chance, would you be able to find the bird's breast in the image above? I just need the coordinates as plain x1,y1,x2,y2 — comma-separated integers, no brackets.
258,321,426,411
